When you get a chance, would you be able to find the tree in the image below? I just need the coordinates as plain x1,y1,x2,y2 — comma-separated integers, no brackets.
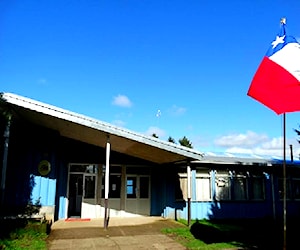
168,136,176,143
295,127,300,143
178,136,193,148
152,133,159,138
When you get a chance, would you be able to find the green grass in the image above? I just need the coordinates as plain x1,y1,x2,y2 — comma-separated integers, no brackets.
162,218,293,250
0,220,49,250
162,226,244,250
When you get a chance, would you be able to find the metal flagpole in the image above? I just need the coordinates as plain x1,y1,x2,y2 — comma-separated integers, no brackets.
283,113,287,250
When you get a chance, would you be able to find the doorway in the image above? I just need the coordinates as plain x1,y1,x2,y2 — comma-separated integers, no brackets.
67,164,97,218
126,175,150,215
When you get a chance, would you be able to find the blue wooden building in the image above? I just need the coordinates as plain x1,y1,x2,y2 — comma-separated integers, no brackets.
1,92,300,223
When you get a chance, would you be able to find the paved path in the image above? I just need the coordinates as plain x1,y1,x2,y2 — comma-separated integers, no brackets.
47,216,187,250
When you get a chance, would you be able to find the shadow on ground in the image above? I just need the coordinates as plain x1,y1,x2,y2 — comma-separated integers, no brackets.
190,218,299,250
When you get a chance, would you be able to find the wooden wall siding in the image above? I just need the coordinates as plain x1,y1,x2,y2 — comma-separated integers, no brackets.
31,175,56,206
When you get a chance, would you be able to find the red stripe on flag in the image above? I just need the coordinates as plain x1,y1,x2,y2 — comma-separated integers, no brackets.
247,57,300,114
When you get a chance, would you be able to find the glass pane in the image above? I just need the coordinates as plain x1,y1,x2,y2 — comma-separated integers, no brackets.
127,177,136,198
84,175,95,199
70,164,98,173
252,177,264,200
179,177,188,200
110,175,121,198
196,177,211,201
233,177,247,200
101,173,122,198
140,177,149,198
215,176,230,200
70,165,86,173
69,174,83,196
293,179,300,199
86,165,98,174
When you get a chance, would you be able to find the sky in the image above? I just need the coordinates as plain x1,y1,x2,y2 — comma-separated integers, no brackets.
1,0,300,160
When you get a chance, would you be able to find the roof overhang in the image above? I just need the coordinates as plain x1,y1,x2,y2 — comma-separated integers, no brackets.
0,92,203,165
195,155,272,166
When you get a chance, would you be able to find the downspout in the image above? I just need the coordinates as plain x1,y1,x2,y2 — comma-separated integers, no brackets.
1,112,12,211
187,162,191,227
270,173,276,220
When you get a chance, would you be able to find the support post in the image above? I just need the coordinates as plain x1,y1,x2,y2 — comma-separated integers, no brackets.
104,137,110,229
187,163,191,227
1,113,12,212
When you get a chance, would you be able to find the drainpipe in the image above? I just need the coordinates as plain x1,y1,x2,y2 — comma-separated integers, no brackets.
187,163,191,227
270,173,276,221
1,112,12,211
104,136,110,229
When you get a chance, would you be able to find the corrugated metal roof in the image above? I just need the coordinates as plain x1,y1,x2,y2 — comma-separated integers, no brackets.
0,92,203,164
196,154,272,165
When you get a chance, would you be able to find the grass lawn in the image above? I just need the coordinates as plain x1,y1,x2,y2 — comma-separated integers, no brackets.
0,217,297,250
163,218,297,250
0,218,50,250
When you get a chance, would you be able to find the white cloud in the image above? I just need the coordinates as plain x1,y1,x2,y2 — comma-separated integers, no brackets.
112,119,126,127
212,131,300,158
37,78,47,85
169,105,186,116
145,126,166,138
112,94,132,108
214,131,268,148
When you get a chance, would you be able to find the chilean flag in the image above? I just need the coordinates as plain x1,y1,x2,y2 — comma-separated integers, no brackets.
247,19,300,115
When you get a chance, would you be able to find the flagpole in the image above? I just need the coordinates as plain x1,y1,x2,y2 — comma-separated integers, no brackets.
283,113,286,250
281,17,287,250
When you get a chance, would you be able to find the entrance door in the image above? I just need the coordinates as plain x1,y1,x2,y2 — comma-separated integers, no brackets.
126,175,150,215
68,174,83,217
68,173,97,218
67,164,98,218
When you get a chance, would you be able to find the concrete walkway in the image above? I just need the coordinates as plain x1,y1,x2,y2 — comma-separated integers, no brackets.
47,216,187,250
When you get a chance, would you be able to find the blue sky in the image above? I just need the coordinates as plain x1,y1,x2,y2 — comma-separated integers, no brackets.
1,0,300,159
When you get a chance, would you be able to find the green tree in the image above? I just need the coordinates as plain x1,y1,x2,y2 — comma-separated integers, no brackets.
178,136,193,148
168,136,176,143
295,127,300,143
152,133,159,138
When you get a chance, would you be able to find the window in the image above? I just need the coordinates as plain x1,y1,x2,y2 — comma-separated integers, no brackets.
109,175,121,198
70,164,98,173
292,179,300,200
84,175,96,199
177,169,267,202
139,176,149,198
177,173,188,201
101,166,121,198
232,172,247,200
126,177,136,198
195,172,211,201
250,176,265,200
215,171,230,200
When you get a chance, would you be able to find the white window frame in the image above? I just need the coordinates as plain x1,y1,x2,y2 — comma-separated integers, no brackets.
215,171,231,201
195,171,211,201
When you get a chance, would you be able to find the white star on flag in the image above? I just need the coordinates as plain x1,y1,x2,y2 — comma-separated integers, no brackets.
271,35,285,49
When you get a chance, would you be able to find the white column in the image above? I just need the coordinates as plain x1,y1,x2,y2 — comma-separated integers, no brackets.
104,141,110,199
187,165,191,199
104,140,110,229
187,164,191,226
